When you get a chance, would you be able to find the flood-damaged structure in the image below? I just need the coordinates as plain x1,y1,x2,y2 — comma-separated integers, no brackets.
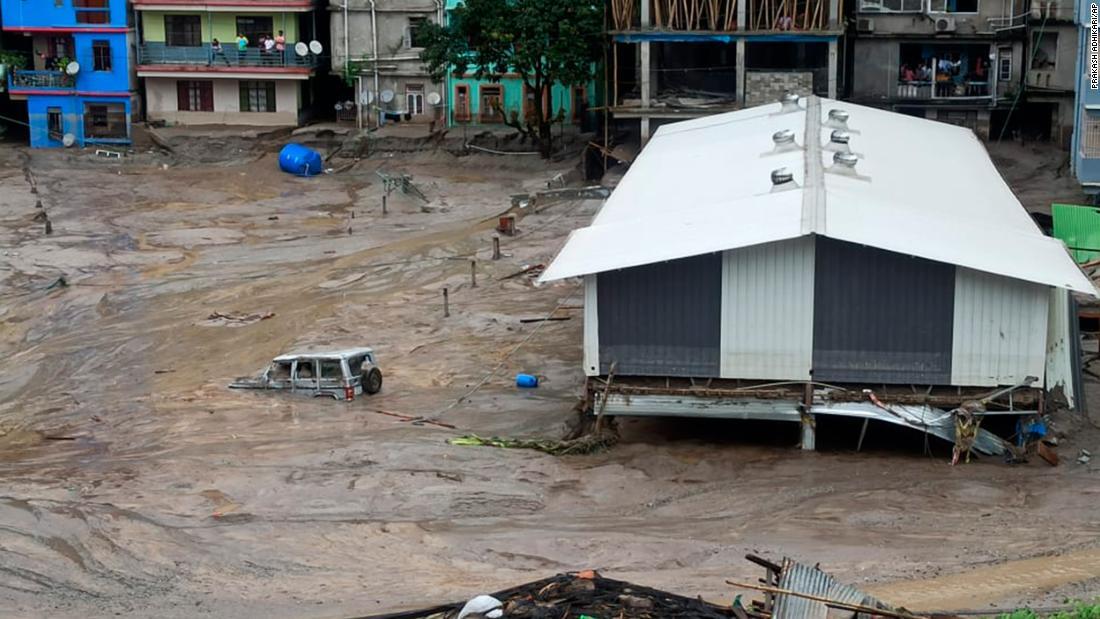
542,94,1094,451
608,0,842,142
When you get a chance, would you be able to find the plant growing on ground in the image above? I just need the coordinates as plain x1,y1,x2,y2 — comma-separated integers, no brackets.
418,0,602,157
999,602,1100,618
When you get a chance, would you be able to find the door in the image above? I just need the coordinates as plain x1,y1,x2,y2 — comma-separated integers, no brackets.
406,84,424,117
265,360,293,389
454,84,470,122
479,85,503,122
317,358,345,396
292,359,319,393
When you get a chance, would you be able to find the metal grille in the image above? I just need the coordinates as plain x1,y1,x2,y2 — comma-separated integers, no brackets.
1082,117,1100,158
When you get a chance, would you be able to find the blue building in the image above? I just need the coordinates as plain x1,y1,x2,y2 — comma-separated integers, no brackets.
1073,0,1100,194
2,0,134,147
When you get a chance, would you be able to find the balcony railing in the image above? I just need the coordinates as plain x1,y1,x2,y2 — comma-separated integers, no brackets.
137,43,317,68
896,79,990,99
10,70,74,89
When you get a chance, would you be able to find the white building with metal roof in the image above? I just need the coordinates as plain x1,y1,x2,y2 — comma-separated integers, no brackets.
542,95,1095,450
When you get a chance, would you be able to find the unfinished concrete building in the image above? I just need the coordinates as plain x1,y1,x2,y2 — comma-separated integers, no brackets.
329,0,445,126
1019,1,1075,145
542,95,1091,452
609,0,843,141
847,0,1028,138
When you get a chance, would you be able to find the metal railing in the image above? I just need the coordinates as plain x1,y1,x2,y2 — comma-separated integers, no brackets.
10,70,73,89
137,43,318,68
896,79,990,99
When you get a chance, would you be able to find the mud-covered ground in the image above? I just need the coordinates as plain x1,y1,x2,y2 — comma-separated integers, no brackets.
1,135,1100,618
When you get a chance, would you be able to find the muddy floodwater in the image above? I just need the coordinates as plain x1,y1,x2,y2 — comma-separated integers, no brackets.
1,138,1100,618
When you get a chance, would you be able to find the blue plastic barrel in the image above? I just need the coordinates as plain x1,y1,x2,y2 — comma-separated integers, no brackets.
278,143,323,176
516,373,539,388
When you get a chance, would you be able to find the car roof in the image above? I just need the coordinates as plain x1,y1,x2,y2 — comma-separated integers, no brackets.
272,347,374,362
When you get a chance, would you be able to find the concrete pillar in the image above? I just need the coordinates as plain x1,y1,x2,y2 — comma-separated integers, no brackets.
737,0,747,29
828,0,840,27
736,39,746,106
641,117,651,141
827,39,838,99
641,41,651,109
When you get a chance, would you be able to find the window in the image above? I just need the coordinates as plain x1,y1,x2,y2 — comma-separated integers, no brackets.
83,103,127,139
1082,116,1100,158
405,16,429,48
1031,32,1057,70
406,84,424,115
236,16,274,47
479,85,503,122
239,80,276,112
177,80,213,112
74,0,110,24
454,84,470,122
165,15,202,47
998,50,1012,81
47,107,62,139
92,40,111,72
858,0,922,12
928,0,978,11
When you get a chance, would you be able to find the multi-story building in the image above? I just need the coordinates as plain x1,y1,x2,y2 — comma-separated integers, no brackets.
1072,0,1100,193
1,0,135,148
134,0,320,126
608,0,843,141
848,0,1026,138
1021,1,1075,145
329,0,446,126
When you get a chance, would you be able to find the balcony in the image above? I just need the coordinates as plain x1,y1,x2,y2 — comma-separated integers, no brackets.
896,79,990,99
137,43,317,69
9,70,74,90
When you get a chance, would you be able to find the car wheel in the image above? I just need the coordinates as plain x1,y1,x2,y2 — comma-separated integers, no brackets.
363,367,383,395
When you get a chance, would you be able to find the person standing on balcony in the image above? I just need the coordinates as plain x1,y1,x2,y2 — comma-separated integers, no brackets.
211,39,230,66
275,30,286,62
235,33,249,65
263,35,276,65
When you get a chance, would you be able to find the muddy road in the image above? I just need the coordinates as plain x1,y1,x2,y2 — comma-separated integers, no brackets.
1,140,1099,618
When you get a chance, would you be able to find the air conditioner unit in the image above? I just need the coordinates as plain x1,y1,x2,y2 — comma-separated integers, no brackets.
934,16,956,32
857,17,875,32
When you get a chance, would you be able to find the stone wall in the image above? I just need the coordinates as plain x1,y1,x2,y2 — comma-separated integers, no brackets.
745,71,814,107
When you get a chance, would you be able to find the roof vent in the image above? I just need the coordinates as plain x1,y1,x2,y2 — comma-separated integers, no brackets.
778,92,801,114
825,109,850,130
770,167,798,191
771,129,800,153
830,151,860,176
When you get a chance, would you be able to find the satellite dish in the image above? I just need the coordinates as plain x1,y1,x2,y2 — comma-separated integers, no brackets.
380,89,394,103
62,133,75,147
294,42,309,57
427,92,441,105
344,100,354,109
360,90,374,105
65,61,80,75
335,103,344,111
309,40,323,55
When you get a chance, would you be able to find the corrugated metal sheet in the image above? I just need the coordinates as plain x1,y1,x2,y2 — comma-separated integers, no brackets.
595,393,802,420
811,402,1010,456
1045,286,1076,408
596,253,722,376
951,267,1048,387
583,274,600,377
812,237,955,384
720,237,814,380
774,558,888,619
1052,202,1100,263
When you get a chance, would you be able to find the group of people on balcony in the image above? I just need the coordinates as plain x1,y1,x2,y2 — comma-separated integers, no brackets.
209,31,286,66
898,54,989,97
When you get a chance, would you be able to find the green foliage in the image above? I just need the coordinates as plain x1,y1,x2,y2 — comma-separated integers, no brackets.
999,602,1100,618
342,59,371,86
0,50,27,70
418,0,602,155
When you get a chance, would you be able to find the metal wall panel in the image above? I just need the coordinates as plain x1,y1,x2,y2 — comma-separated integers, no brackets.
812,237,956,384
1045,286,1074,406
596,253,722,376
952,267,1048,387
720,237,815,380
583,274,600,377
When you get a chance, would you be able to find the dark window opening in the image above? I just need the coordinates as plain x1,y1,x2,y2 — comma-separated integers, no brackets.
406,16,429,48
47,107,63,139
239,80,276,112
83,103,127,139
74,0,110,24
92,40,111,71
479,85,503,123
177,80,214,112
165,15,202,47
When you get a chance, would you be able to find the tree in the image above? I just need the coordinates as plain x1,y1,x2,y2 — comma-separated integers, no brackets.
419,0,603,157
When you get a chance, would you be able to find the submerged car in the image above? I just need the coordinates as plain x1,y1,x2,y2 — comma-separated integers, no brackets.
230,348,382,400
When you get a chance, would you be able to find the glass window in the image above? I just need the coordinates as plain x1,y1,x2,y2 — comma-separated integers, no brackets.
177,80,213,112
83,103,127,139
47,108,63,138
165,15,202,47
92,40,111,71
859,0,923,11
235,16,274,47
928,0,978,12
239,80,276,112
74,0,110,24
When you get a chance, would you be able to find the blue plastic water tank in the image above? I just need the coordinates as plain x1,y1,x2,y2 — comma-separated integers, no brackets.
516,373,539,388
278,143,323,176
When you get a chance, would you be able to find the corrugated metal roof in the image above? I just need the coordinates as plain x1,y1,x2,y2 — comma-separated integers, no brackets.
774,558,887,619
540,96,1096,297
